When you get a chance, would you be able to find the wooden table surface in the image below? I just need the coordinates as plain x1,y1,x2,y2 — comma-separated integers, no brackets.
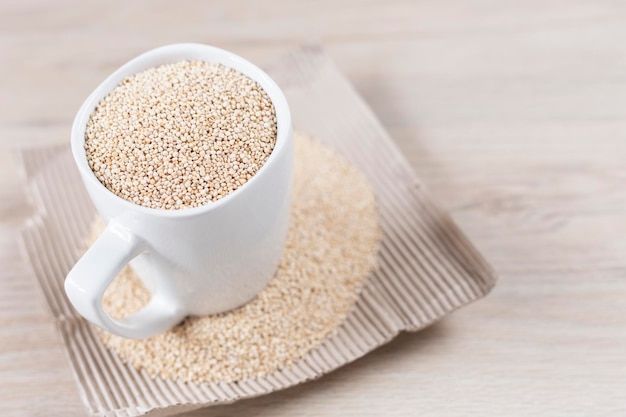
2,1,625,415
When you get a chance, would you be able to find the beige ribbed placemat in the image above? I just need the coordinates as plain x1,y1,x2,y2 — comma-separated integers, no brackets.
18,45,496,417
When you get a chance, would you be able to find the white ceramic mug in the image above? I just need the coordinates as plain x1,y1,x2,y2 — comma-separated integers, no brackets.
65,44,293,339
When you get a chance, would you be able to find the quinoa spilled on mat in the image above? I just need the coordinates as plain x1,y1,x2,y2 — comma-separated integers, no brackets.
94,132,381,384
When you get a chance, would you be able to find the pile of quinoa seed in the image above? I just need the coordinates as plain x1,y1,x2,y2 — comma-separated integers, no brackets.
94,132,381,384
84,60,277,210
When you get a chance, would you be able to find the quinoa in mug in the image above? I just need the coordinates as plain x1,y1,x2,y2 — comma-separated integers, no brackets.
84,61,277,210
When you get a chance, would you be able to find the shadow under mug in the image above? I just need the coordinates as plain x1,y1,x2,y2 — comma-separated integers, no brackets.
65,43,293,339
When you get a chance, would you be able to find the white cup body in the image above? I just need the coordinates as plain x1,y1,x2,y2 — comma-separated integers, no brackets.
66,44,292,338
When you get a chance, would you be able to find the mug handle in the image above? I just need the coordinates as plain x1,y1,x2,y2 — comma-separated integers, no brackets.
64,221,186,339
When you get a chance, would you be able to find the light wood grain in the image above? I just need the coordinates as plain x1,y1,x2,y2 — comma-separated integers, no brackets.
1,1,625,416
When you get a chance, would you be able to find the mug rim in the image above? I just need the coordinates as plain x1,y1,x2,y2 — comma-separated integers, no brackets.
71,43,292,218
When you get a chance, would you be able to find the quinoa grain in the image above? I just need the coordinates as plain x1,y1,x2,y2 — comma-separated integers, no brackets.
93,132,381,383
85,61,277,210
